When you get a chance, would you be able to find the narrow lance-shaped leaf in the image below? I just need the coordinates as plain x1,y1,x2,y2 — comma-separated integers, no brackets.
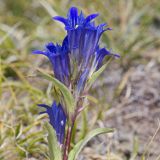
45,122,62,160
78,110,88,140
68,127,114,160
37,68,75,114
87,58,112,89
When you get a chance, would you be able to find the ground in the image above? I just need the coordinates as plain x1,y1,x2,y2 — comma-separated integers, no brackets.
81,59,160,160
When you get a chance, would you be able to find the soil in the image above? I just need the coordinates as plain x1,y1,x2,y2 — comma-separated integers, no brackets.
80,59,160,160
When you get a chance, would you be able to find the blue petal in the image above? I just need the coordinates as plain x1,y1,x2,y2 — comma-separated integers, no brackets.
95,47,120,70
53,16,67,25
68,28,82,50
79,29,99,67
106,27,112,30
62,36,69,52
68,7,79,27
78,11,85,25
85,13,99,24
114,54,120,58
95,48,111,69
39,111,46,114
32,50,47,55
45,42,56,54
38,104,50,109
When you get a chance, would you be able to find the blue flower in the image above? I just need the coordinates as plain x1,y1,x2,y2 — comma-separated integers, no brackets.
52,7,119,94
32,37,70,86
94,47,120,70
53,7,112,68
38,102,67,144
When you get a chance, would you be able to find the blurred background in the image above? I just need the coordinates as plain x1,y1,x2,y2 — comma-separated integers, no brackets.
0,0,160,160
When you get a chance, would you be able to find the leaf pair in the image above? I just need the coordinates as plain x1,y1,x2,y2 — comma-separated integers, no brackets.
69,127,114,160
87,57,112,90
46,122,114,160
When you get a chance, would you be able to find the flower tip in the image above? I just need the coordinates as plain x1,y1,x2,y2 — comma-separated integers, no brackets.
85,13,99,23
52,16,67,25
93,13,99,18
32,50,36,54
114,54,120,58
52,16,57,20
32,50,44,54
110,53,120,58
107,27,112,30
68,6,79,20
69,6,78,11
38,104,50,109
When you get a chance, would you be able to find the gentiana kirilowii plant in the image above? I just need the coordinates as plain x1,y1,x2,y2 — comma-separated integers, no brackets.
33,7,119,160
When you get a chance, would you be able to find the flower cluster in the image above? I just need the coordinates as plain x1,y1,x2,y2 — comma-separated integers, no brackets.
33,7,118,145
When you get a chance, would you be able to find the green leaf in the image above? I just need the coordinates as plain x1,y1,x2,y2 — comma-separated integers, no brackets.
45,122,62,160
78,110,88,140
38,69,75,114
87,58,112,89
68,127,114,160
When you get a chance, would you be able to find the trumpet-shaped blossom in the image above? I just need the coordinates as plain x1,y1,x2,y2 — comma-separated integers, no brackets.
38,102,67,144
53,7,112,68
32,37,70,86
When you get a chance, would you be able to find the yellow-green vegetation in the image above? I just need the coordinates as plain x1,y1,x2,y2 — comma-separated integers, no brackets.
1,0,160,160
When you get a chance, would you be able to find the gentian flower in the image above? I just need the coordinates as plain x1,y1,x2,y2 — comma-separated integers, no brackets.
53,7,119,93
53,7,112,69
38,102,67,145
32,37,70,86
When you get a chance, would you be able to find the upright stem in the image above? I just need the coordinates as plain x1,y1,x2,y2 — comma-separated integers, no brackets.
63,122,74,160
63,103,80,160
